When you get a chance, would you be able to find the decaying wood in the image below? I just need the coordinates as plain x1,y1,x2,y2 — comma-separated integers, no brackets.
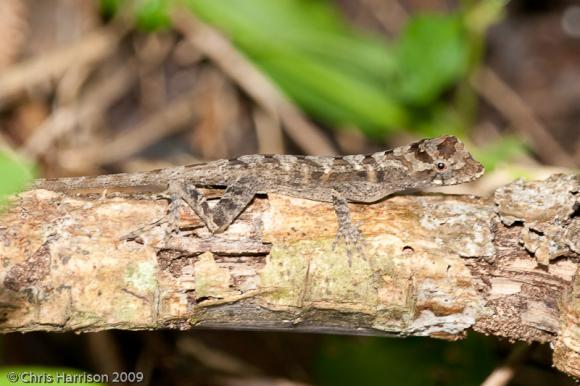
0,174,578,376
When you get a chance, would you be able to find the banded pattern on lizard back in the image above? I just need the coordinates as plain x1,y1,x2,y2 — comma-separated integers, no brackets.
33,136,484,261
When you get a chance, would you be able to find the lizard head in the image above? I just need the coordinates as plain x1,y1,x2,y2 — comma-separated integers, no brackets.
401,135,485,187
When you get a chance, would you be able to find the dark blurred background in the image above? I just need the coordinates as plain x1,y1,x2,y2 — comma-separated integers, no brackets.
0,0,578,385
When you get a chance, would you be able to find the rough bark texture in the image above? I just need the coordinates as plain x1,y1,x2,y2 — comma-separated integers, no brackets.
0,174,578,376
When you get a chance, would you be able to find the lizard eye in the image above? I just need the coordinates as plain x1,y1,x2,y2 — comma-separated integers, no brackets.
436,161,447,171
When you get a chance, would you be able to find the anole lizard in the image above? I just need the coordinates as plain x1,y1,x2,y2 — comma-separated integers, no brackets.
32,135,484,251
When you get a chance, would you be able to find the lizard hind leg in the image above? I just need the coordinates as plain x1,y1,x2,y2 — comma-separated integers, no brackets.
173,177,259,234
331,192,367,265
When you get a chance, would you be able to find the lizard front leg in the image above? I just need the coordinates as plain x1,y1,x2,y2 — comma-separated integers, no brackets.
170,176,258,233
331,192,367,264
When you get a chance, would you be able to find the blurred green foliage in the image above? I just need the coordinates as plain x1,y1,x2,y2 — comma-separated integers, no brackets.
315,334,498,386
102,0,507,136
393,14,468,106
100,0,526,169
187,0,481,138
0,151,35,209
101,0,172,29
188,0,408,137
134,0,172,30
472,135,528,172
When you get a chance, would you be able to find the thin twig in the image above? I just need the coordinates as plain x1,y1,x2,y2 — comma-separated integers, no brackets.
24,29,175,163
86,332,127,381
0,27,119,107
134,34,175,111
481,343,530,386
176,336,261,375
574,136,580,164
22,61,137,159
191,67,243,160
358,0,408,36
172,11,337,156
57,87,200,168
253,106,285,154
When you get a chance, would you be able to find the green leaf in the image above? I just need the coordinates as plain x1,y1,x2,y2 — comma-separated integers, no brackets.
100,0,123,18
134,0,171,30
100,0,171,30
0,151,35,209
188,0,407,136
465,0,509,34
393,14,469,105
258,53,408,136
407,104,466,138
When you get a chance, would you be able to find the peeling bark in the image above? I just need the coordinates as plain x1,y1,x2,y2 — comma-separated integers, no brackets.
0,174,578,376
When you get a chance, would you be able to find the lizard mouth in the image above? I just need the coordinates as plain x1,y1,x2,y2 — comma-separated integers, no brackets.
463,158,485,183
429,174,445,185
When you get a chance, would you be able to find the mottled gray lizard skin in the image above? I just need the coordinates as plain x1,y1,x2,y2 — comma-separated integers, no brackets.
33,135,484,237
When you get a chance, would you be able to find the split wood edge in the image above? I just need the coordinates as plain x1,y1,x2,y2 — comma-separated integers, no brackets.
0,174,578,377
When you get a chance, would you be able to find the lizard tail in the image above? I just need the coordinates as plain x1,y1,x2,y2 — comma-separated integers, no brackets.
31,170,170,191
